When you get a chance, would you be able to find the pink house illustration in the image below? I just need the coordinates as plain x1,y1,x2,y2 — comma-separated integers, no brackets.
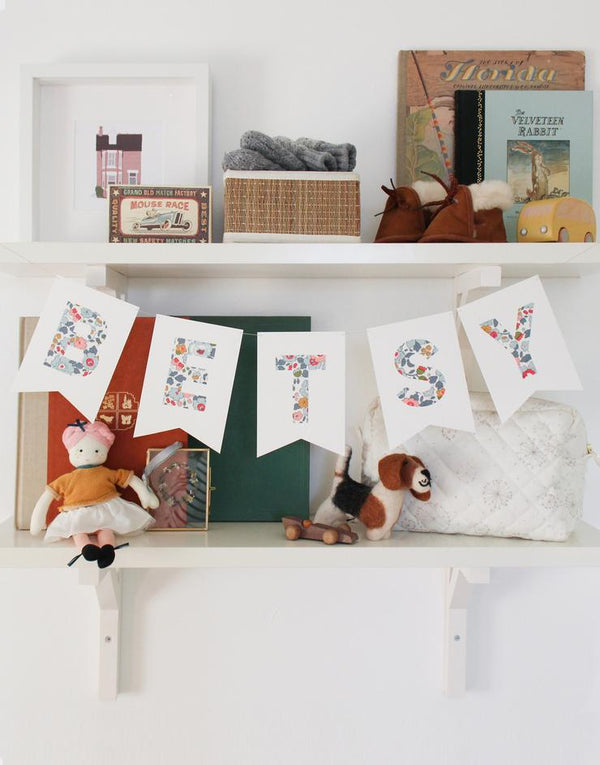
96,126,142,197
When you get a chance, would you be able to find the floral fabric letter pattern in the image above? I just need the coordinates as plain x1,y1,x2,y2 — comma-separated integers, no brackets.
480,303,537,379
44,301,107,376
394,338,446,407
275,354,326,424
163,338,217,412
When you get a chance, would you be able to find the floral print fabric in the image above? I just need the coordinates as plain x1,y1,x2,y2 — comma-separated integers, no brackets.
480,303,537,379
275,354,326,423
163,337,217,412
394,339,446,407
44,301,107,376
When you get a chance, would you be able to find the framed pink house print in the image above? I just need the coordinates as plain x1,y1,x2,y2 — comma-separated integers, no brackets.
20,63,210,242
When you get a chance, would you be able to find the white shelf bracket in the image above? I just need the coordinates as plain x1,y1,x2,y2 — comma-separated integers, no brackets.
443,566,490,698
453,265,502,314
79,567,122,700
85,265,128,300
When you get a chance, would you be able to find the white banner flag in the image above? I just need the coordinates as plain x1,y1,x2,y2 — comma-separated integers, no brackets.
367,311,474,448
134,316,242,452
257,332,345,457
458,275,581,422
13,278,138,421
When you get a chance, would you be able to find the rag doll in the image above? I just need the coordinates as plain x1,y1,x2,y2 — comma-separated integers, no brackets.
30,419,159,568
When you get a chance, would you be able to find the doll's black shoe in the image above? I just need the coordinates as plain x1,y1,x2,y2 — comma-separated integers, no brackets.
82,544,101,561
97,544,116,569
67,543,100,566
97,542,129,569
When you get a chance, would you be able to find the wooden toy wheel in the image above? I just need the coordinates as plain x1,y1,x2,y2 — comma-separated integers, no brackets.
322,529,339,545
585,232,594,242
285,525,302,541
558,227,569,242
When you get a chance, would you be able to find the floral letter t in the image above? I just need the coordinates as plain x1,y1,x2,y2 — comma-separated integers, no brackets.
275,354,326,424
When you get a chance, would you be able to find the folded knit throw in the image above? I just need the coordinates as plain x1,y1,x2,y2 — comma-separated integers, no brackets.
222,130,357,172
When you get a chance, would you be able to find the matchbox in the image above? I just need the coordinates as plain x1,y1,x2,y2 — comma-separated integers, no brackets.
109,185,211,243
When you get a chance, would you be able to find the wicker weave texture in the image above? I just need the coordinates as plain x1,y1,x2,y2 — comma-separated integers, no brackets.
224,178,360,236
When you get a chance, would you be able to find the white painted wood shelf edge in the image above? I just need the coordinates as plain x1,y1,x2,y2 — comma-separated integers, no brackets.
0,241,599,279
2,518,600,569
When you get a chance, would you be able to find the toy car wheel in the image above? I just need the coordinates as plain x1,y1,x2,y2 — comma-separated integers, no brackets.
161,220,171,230
132,221,140,231
183,221,191,231
322,529,339,545
558,227,569,242
585,232,594,242
285,525,302,541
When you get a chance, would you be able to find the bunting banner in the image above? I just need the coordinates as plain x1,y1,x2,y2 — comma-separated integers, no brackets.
367,311,474,448
13,278,139,421
134,316,243,452
458,275,581,422
257,332,346,457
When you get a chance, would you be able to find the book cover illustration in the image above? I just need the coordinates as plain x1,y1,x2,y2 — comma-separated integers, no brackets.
396,50,585,185
109,185,211,243
455,89,593,241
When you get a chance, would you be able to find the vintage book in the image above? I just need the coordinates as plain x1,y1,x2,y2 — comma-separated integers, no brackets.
396,50,586,185
109,185,211,243
16,315,310,528
189,317,311,522
15,318,48,529
454,89,593,241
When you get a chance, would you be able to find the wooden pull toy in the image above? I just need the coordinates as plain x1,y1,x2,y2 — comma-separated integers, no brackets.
282,516,358,545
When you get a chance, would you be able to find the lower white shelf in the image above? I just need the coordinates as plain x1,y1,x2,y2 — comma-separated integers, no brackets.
3,518,600,569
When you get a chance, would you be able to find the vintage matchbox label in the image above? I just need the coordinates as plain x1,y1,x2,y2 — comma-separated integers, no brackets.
109,185,211,243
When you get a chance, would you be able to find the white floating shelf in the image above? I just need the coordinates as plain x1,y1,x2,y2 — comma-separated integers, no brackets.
3,518,600,569
0,241,599,279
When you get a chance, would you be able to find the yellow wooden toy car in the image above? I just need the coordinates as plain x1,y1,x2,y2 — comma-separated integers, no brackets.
517,198,596,243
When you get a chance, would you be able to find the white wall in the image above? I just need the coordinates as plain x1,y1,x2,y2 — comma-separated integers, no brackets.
1,1,600,764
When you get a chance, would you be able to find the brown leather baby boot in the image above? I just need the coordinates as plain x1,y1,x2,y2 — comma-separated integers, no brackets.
419,177,513,243
374,180,447,242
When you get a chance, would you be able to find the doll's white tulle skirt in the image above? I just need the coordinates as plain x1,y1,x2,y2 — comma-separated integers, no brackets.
44,497,155,542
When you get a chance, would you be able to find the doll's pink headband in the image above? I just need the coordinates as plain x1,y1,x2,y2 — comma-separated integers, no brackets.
62,419,115,451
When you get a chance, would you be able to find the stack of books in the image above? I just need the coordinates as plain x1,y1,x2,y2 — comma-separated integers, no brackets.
397,50,593,241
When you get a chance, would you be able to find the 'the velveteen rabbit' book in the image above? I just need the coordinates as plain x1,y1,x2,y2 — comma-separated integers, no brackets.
454,89,593,241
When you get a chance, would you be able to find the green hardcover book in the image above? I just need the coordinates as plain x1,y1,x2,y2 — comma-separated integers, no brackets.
189,316,310,522
454,89,593,241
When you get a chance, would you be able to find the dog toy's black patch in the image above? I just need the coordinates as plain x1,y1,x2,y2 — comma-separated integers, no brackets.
333,477,372,518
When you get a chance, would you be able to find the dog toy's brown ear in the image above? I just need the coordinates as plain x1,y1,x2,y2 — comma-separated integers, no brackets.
378,453,405,490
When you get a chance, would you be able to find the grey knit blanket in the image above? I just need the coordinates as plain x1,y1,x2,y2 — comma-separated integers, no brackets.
223,131,357,172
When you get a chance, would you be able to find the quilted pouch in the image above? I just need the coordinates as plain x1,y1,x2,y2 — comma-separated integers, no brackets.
360,393,590,541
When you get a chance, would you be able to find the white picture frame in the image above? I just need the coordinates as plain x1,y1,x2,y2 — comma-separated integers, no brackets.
20,63,210,242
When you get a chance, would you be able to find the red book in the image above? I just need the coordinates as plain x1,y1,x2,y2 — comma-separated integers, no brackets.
46,317,187,525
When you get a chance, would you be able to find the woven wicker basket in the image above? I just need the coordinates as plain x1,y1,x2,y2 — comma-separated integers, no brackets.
223,170,361,242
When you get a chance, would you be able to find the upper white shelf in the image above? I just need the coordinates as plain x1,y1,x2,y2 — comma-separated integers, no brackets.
3,518,600,569
0,242,599,279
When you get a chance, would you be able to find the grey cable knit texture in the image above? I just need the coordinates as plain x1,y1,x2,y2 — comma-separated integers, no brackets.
223,131,357,172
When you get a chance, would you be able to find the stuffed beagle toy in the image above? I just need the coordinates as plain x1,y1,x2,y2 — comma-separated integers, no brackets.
314,447,431,541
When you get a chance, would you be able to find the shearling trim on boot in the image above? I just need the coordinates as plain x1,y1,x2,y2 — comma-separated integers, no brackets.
411,180,448,206
468,181,513,212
